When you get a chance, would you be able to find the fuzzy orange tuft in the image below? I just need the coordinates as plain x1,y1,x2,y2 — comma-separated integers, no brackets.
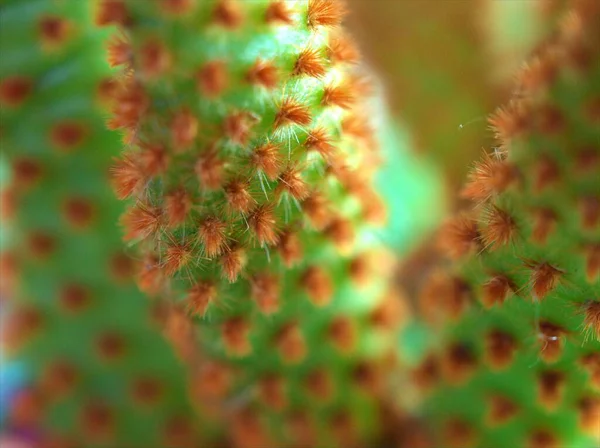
197,61,228,97
581,300,600,341
163,242,193,276
96,0,129,26
277,229,302,267
95,332,127,361
328,316,356,353
276,322,306,363
278,164,309,200
485,330,517,370
488,100,530,143
62,197,95,229
0,76,33,107
212,0,243,28
222,317,251,356
171,108,198,151
80,402,114,442
302,191,331,229
195,145,224,190
224,112,258,146
250,142,282,180
41,360,78,400
461,153,516,202
305,127,335,159
246,59,278,89
109,252,136,282
106,34,131,68
527,261,563,300
199,216,227,257
110,154,145,200
537,370,565,411
265,1,294,25
300,266,333,307
438,215,480,259
325,217,355,252
250,273,280,314
580,196,600,230
443,419,477,448
122,202,162,241
59,283,91,314
411,354,440,392
258,375,287,410
481,275,514,308
50,121,87,151
586,244,600,283
224,177,254,214
165,188,191,228
307,0,346,29
107,81,148,132
441,343,477,385
349,252,375,286
27,231,56,259
328,32,360,65
160,0,196,15
11,157,43,189
220,244,246,282
537,321,566,363
38,15,71,48
248,203,279,246
305,369,334,401
186,281,216,317
274,98,312,129
487,395,519,426
578,396,600,434
322,83,355,109
192,362,232,400
293,47,327,78
481,206,517,250
130,377,164,408
531,208,556,244
139,39,171,78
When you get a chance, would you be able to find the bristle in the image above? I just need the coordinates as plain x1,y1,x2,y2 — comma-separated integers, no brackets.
516,55,557,93
275,322,306,363
575,146,600,174
352,361,381,395
294,47,327,78
325,217,355,252
438,214,480,259
487,395,519,426
97,77,118,104
527,429,559,448
441,342,477,385
531,208,557,244
537,321,565,363
258,374,287,410
537,370,565,410
0,76,33,107
139,39,171,78
110,154,145,200
197,61,228,97
95,0,129,26
535,105,565,134
461,152,516,202
485,330,517,370
581,353,600,389
224,112,258,146
251,142,283,180
220,244,246,282
222,316,251,356
137,255,165,295
265,1,294,25
302,191,332,229
300,266,333,306
11,157,43,188
274,98,312,129
330,412,357,447
534,155,560,192
50,121,87,151
328,32,360,65
286,412,315,448
80,403,114,442
231,408,270,448
170,108,198,151
8,388,43,428
370,291,404,330
186,281,216,317
3,305,43,352
585,244,600,283
248,203,279,246
419,272,470,322
481,205,517,250
442,418,476,448
59,283,91,314
349,252,375,286
195,145,224,190
278,164,309,200
246,59,278,89
581,300,600,341
277,229,302,267
307,0,346,29
481,275,514,308
328,316,356,353
109,252,136,282
95,331,127,361
38,15,71,48
212,0,243,29
580,196,600,230
106,34,131,68
198,216,227,257
488,100,530,143
322,83,355,109
27,231,56,259
163,415,196,448
577,396,600,434
223,177,254,214
250,273,280,314
107,81,148,132
130,377,164,407
62,197,95,229
527,262,563,300
121,202,162,241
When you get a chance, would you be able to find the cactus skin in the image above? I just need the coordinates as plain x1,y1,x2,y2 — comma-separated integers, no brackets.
107,0,406,446
0,1,203,446
401,6,600,448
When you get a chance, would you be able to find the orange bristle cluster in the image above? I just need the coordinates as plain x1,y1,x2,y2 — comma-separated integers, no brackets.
222,316,251,356
250,273,280,314
307,0,346,29
437,215,480,259
480,205,517,249
50,121,87,151
0,76,33,107
276,322,306,363
487,395,519,426
38,15,71,48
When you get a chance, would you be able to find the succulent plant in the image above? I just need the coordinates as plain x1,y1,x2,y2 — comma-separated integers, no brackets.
0,1,202,446
401,5,600,448
104,0,431,445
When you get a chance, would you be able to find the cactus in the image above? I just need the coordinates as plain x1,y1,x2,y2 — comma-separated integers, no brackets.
105,0,416,446
0,1,204,446
400,5,600,448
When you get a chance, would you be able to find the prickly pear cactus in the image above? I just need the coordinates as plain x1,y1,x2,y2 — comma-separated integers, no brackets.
403,6,600,448
0,1,203,446
107,0,407,446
